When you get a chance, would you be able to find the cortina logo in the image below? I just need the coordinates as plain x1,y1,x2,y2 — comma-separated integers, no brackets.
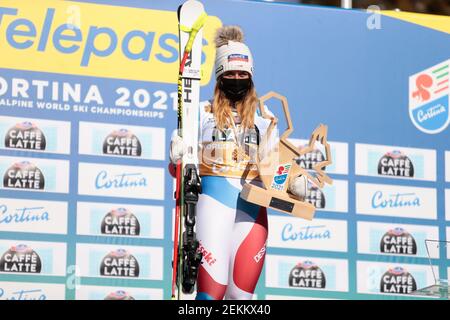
0,287,47,300
380,267,417,294
380,227,417,255
95,171,147,190
371,191,420,209
282,224,331,242
409,59,450,134
0,204,49,225
3,161,45,190
102,129,142,157
377,150,414,178
0,244,42,273
5,122,46,151
288,261,326,289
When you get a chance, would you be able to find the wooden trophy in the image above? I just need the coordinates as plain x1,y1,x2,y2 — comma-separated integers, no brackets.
240,91,333,220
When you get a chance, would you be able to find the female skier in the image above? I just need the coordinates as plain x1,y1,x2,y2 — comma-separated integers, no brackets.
170,26,307,300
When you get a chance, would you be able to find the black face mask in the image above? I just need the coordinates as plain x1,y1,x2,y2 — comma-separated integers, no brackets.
219,78,251,102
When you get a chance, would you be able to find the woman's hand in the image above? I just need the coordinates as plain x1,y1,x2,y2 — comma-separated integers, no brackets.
169,134,186,164
288,174,309,200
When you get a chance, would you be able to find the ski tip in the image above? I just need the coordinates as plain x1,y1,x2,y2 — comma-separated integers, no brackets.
178,0,205,23
177,4,182,22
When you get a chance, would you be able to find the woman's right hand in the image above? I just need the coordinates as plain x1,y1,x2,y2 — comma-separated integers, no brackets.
169,134,186,164
288,174,309,200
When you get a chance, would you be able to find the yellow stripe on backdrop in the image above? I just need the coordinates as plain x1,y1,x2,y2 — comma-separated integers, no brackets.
0,0,222,85
381,10,450,35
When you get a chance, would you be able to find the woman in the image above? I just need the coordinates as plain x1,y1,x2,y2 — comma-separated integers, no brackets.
170,26,307,300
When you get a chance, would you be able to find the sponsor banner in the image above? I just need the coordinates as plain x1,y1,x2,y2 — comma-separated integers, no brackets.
355,143,436,181
78,162,164,200
446,189,450,221
0,156,69,193
288,138,348,175
446,152,450,182
265,254,348,292
0,240,66,276
0,116,70,154
75,285,163,300
0,0,221,85
267,215,347,252
307,179,348,213
76,243,163,280
357,261,436,296
76,202,164,239
78,122,165,160
0,198,68,234
409,59,450,134
0,281,66,300
357,221,439,258
356,182,437,220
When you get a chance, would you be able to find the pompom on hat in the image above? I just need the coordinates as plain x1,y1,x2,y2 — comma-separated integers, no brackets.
214,26,254,79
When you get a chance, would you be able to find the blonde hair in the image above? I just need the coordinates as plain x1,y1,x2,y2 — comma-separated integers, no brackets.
212,80,258,131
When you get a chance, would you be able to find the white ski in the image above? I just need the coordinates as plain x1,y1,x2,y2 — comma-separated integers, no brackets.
172,0,206,301
179,0,204,166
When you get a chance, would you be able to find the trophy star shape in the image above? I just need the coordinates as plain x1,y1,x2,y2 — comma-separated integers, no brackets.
240,91,333,220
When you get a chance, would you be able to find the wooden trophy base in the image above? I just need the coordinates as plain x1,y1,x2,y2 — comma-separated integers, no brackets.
240,183,316,220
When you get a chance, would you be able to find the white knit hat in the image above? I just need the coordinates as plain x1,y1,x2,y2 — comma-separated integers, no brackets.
214,26,254,79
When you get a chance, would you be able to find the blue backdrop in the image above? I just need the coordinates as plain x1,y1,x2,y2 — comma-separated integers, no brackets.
0,0,448,300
